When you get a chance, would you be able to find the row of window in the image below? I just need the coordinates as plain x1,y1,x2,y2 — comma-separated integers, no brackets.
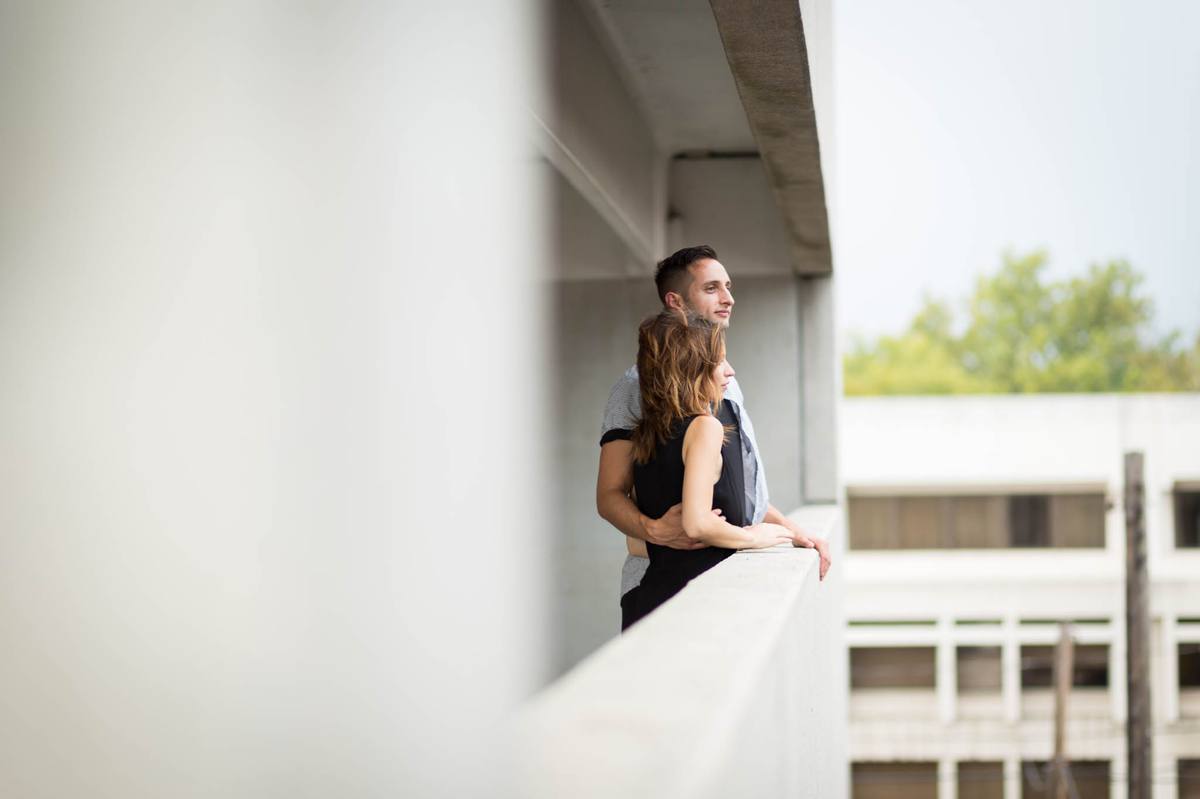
848,492,1107,549
846,486,1200,550
850,643,1200,691
852,759,1200,799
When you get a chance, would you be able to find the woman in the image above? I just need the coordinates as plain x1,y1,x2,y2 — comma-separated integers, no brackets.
620,311,793,631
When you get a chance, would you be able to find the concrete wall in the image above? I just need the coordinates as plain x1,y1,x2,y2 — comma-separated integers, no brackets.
0,4,545,797
534,0,664,263
670,158,793,276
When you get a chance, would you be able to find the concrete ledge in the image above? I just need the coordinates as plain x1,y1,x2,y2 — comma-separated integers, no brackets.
709,0,832,276
518,504,845,799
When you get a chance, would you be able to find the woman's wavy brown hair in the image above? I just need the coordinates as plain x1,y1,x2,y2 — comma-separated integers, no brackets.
631,310,726,464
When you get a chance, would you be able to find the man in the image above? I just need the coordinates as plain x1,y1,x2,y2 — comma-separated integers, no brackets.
596,245,831,612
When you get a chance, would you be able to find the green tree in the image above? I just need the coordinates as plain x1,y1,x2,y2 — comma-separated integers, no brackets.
843,252,1200,395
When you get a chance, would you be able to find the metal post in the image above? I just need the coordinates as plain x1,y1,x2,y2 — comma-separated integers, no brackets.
1125,451,1151,799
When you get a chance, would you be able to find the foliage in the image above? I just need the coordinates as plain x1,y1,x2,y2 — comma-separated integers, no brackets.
843,252,1200,395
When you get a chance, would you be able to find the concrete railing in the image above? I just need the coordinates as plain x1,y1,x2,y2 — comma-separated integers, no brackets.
518,505,846,799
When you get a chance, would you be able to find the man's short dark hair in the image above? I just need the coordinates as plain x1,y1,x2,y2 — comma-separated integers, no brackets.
654,245,718,304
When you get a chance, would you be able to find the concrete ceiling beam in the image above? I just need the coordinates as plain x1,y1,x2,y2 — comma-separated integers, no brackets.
709,0,833,276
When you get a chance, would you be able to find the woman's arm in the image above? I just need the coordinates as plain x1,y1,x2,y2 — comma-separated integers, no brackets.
681,416,792,549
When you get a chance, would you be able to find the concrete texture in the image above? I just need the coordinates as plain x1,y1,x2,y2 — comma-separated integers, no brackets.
535,0,663,262
579,0,755,153
670,157,793,277
520,506,846,799
723,276,805,513
709,0,833,276
799,274,840,502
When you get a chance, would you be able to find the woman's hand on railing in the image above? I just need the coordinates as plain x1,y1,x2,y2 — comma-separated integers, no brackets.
741,522,794,550
790,533,832,581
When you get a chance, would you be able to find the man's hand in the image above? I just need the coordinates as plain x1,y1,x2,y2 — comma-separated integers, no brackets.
789,530,832,581
644,503,718,550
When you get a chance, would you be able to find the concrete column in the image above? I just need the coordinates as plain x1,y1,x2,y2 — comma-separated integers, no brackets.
1151,757,1175,799
1111,614,1128,724
937,617,957,723
1111,748,1129,799
1163,613,1180,723
1002,615,1021,723
939,758,957,799
1002,757,1020,799
798,275,838,503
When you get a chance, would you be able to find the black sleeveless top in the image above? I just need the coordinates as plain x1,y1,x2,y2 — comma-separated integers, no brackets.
622,400,745,629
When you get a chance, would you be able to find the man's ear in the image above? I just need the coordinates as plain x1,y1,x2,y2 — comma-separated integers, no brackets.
663,291,686,312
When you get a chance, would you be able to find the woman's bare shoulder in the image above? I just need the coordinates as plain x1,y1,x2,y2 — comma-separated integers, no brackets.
683,414,723,449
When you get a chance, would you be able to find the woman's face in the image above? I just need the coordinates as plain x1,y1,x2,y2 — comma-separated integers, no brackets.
712,355,735,400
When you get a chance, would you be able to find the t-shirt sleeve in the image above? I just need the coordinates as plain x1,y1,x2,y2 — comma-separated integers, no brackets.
599,428,633,446
599,368,640,446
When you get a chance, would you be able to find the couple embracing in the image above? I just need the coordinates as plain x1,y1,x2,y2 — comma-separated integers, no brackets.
596,246,832,631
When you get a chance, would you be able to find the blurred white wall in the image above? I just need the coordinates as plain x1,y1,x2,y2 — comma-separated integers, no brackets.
0,3,546,797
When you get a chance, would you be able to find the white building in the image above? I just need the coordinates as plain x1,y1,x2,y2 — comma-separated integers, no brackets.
841,394,1200,799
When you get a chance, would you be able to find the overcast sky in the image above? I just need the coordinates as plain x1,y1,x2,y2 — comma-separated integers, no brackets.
832,0,1200,342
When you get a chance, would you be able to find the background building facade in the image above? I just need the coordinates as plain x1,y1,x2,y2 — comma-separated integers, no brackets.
841,394,1200,799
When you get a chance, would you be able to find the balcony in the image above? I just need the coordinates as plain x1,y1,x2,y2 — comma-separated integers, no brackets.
519,505,845,799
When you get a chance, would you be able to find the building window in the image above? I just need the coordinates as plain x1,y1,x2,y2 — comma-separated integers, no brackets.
850,647,935,689
1176,485,1200,548
1020,761,1110,799
1008,495,1049,546
957,646,1002,693
1181,643,1200,689
847,492,1106,550
852,762,937,799
956,761,1003,799
1180,759,1200,799
1021,644,1109,688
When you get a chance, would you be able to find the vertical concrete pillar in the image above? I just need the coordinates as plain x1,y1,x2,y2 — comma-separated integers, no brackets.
1112,615,1128,724
939,758,957,799
1163,613,1180,724
1003,757,1021,799
1151,758,1175,799
1111,748,1129,799
1002,615,1021,723
937,617,957,723
798,274,838,503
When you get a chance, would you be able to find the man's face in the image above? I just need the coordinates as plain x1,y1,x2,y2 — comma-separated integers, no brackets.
682,259,734,327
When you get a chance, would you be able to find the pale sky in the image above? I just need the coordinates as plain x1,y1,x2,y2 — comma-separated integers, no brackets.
832,0,1200,342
